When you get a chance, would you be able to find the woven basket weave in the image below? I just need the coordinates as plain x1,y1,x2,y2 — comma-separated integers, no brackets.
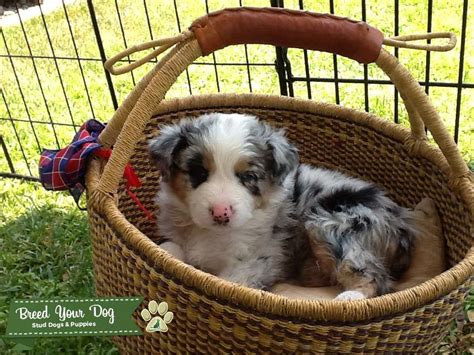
86,8,473,353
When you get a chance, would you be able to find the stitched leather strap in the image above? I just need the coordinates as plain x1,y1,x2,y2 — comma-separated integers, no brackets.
190,7,384,63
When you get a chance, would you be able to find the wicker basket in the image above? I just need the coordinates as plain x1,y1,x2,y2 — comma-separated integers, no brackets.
86,8,473,353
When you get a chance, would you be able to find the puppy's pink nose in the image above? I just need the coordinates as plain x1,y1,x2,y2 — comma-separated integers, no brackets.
209,204,233,225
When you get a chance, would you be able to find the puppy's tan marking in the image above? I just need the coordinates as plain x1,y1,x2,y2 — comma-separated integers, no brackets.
234,158,250,173
169,171,189,202
336,260,377,298
299,233,337,287
234,158,268,209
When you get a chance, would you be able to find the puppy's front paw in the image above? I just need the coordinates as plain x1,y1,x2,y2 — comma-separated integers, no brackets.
335,290,366,301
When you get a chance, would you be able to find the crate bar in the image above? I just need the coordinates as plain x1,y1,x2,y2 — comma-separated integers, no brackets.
288,76,474,89
15,3,61,148
0,53,103,61
0,53,274,67
270,0,288,96
0,172,40,182
142,0,162,68
284,49,295,97
0,116,81,127
0,30,42,152
239,0,253,93
424,0,433,96
271,0,294,97
87,0,118,110
62,0,95,119
393,0,399,123
275,46,289,96
454,0,468,143
114,0,136,86
173,0,193,95
299,0,312,99
0,135,15,174
195,62,273,66
1,90,32,175
423,0,434,133
243,43,253,93
361,0,369,112
38,2,77,132
142,0,154,44
204,0,221,92
329,0,340,105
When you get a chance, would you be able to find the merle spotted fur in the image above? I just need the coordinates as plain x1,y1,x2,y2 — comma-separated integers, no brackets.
149,113,418,297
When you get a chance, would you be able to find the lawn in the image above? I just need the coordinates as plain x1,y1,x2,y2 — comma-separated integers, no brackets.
0,179,117,354
0,0,473,353
0,0,473,175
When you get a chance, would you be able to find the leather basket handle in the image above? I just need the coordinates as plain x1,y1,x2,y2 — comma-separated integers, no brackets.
95,8,469,201
190,7,384,63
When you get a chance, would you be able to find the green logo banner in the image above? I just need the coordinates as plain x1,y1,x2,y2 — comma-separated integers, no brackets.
5,297,143,347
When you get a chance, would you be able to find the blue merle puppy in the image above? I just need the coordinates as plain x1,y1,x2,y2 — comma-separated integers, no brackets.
149,113,418,299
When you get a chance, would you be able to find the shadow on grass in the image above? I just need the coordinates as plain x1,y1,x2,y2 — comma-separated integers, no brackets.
0,203,118,354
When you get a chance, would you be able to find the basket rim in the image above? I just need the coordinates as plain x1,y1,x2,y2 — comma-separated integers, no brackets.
151,93,456,176
87,93,474,322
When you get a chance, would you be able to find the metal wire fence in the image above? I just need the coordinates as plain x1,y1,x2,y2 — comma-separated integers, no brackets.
0,0,472,181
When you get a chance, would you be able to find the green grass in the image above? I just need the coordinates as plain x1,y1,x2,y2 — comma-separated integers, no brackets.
0,178,117,354
0,0,473,353
0,0,472,175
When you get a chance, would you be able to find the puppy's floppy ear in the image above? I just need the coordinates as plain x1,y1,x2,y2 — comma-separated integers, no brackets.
148,125,187,181
266,128,299,184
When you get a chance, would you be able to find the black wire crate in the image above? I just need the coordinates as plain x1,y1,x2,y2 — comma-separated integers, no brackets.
0,0,472,180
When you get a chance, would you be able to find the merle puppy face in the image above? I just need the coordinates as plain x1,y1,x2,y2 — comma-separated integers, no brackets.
149,113,298,229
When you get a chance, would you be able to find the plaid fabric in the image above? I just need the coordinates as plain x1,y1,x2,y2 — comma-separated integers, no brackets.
38,119,156,221
39,119,105,191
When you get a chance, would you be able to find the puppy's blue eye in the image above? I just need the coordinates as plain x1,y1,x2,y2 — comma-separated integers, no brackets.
185,152,209,188
237,171,258,183
187,163,208,188
236,171,261,196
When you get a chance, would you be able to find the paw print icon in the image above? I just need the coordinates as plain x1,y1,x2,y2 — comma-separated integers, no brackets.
140,300,174,333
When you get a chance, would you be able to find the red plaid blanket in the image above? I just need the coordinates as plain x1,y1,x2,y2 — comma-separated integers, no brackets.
39,119,105,191
39,119,155,221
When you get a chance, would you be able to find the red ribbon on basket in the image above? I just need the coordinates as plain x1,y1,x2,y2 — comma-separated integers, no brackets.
94,148,156,223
